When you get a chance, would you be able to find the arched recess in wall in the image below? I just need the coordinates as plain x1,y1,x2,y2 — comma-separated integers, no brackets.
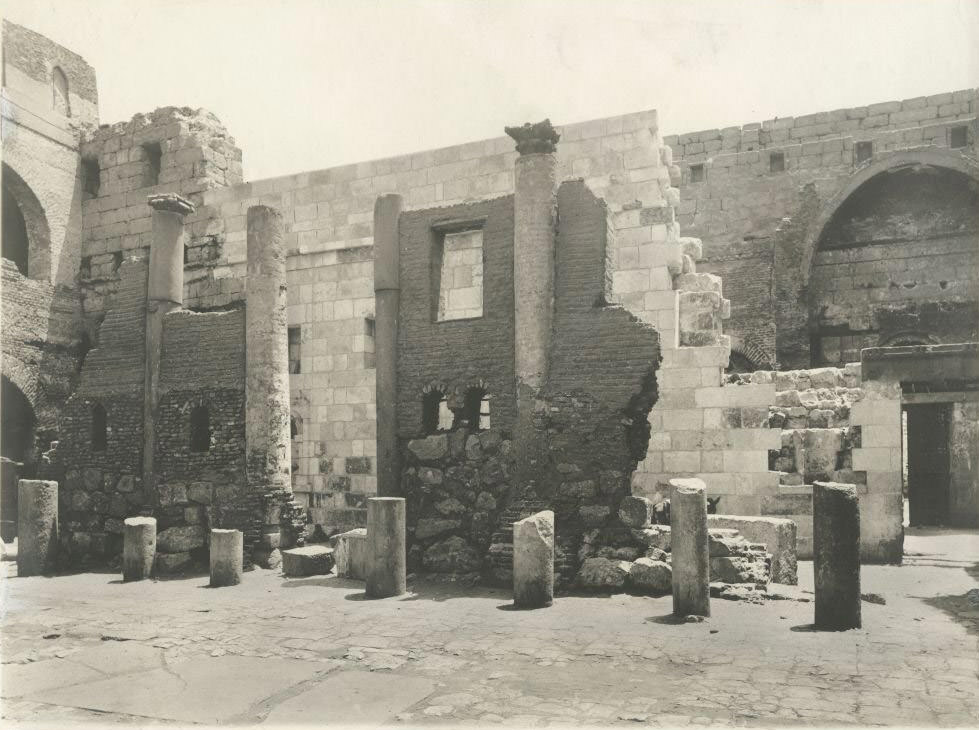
1,163,52,281
725,335,771,373
51,66,71,117
801,147,979,286
802,148,979,365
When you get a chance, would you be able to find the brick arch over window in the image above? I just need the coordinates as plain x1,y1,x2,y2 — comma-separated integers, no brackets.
1,162,52,282
726,335,773,372
801,147,979,286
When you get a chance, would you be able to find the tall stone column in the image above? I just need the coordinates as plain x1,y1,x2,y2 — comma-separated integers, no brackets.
245,205,292,565
670,477,710,618
373,194,403,498
813,481,861,630
144,194,195,497
505,120,560,488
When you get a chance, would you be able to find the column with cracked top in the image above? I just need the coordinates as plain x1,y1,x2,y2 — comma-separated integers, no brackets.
513,510,554,608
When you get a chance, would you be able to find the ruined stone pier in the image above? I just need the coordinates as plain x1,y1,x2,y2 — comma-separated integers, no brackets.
813,481,861,630
210,529,243,587
245,205,292,566
366,497,406,598
122,516,156,581
16,479,58,576
670,478,710,617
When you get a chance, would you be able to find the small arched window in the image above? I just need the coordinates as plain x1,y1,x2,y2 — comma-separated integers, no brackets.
190,405,210,453
463,387,491,431
290,416,300,439
91,403,107,451
422,390,452,434
52,67,70,117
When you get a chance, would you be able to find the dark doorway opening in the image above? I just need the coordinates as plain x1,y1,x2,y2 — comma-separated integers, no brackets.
904,403,952,526
1,377,37,541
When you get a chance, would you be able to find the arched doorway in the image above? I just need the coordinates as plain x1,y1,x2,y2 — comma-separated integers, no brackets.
2,178,29,276
1,377,37,542
1,163,51,281
807,158,979,366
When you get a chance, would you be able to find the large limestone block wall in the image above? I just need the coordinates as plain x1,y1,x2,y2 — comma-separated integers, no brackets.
181,108,671,530
664,89,979,368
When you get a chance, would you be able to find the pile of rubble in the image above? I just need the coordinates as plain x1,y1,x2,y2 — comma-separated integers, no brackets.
575,496,774,601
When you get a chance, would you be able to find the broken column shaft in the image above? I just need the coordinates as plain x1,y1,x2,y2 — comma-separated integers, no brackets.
17,479,58,576
122,516,156,581
245,205,292,562
813,481,861,630
373,194,403,498
670,478,710,617
513,510,554,608
210,529,244,587
143,194,195,498
366,497,406,598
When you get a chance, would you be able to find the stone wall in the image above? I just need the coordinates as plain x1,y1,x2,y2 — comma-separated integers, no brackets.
665,89,979,369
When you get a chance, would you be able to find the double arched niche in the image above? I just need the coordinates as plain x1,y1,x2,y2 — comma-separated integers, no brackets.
421,381,491,436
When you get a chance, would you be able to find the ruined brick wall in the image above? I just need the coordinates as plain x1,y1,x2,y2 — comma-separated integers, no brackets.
398,182,660,580
665,89,979,368
396,196,517,437
58,259,147,565
154,308,249,559
949,401,979,526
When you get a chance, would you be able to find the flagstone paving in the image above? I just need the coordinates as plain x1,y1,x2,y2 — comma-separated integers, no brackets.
1,528,977,727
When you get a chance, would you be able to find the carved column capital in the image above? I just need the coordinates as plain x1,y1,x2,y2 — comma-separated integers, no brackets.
505,119,560,155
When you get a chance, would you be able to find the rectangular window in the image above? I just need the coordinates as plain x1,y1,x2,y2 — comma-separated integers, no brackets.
769,152,785,173
689,163,705,183
949,125,967,149
437,229,483,321
855,141,873,164
288,326,301,374
142,142,162,187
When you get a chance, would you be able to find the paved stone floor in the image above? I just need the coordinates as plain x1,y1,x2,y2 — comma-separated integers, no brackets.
1,528,977,728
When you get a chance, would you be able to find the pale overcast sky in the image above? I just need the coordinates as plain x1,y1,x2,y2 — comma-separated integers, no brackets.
4,0,978,181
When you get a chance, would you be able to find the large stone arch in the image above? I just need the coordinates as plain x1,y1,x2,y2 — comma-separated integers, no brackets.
1,161,52,282
801,146,979,286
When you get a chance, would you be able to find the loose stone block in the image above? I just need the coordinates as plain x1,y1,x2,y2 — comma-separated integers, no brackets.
813,482,861,630
629,557,672,594
332,528,368,580
618,495,654,528
282,545,335,577
513,510,554,608
670,478,710,617
122,517,156,581
16,480,58,577
366,497,406,598
210,529,243,587
576,557,631,591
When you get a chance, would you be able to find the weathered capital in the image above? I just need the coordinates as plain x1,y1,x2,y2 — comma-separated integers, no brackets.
505,119,560,155
147,193,196,216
